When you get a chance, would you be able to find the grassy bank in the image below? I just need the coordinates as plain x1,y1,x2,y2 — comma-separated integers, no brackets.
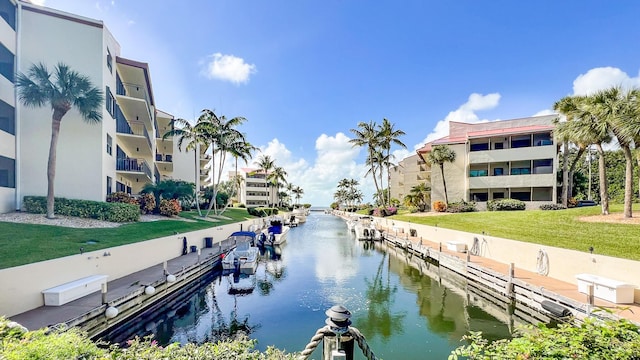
0,208,254,269
392,204,640,261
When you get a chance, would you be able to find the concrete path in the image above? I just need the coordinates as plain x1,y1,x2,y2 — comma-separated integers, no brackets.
379,225,640,325
10,245,225,330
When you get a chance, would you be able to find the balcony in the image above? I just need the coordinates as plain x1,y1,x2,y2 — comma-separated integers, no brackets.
116,107,152,157
155,154,173,163
116,158,152,181
115,74,153,129
468,173,555,189
468,145,556,164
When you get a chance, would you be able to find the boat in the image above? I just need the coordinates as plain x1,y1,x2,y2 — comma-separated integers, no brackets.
221,241,259,273
284,214,299,227
226,272,257,296
257,216,290,246
354,217,382,241
226,231,258,247
291,207,307,223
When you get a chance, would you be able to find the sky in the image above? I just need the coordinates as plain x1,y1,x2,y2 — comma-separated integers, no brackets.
33,0,640,206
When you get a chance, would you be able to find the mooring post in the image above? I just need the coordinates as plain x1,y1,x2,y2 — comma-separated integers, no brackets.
163,260,168,275
101,283,107,305
507,263,515,298
587,284,595,315
323,305,354,360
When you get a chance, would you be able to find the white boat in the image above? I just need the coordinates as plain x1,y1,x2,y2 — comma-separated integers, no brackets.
284,214,299,227
291,207,307,223
354,217,382,241
258,216,290,246
222,241,259,273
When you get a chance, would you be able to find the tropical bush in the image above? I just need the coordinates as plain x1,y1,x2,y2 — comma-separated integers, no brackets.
540,203,567,211
408,206,419,213
433,201,447,212
139,193,156,214
487,199,525,211
0,317,297,359
23,196,139,222
159,199,181,217
247,207,278,217
446,200,477,213
106,192,139,205
568,197,578,208
449,317,640,360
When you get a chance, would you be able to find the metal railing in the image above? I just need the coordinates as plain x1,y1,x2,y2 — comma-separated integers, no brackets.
116,110,153,151
155,154,173,162
116,158,152,180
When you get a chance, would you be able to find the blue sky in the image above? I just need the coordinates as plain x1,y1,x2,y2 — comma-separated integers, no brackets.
37,0,640,206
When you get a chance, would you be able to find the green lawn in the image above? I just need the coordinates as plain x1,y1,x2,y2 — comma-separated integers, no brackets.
392,204,640,261
0,208,255,270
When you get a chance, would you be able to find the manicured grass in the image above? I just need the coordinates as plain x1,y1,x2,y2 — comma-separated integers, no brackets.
392,204,640,261
0,208,255,270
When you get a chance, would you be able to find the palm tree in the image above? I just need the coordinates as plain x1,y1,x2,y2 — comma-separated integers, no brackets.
427,145,456,205
227,139,257,206
589,87,640,218
267,166,288,208
350,121,382,204
292,186,304,205
406,182,431,211
255,155,275,206
163,116,211,217
16,62,103,219
379,118,407,206
285,183,295,207
554,96,586,207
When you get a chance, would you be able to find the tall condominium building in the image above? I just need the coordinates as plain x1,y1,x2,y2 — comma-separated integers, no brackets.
229,168,272,207
416,115,558,209
0,1,208,213
388,153,430,204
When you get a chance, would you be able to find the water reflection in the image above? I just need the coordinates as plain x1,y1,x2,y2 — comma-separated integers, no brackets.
103,212,519,359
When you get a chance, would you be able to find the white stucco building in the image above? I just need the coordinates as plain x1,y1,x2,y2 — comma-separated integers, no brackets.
0,1,208,213
416,115,558,209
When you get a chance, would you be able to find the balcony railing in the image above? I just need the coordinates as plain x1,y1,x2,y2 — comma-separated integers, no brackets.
116,109,152,150
117,158,152,180
155,154,173,162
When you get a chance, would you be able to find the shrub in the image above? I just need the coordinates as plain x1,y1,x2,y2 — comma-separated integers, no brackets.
408,206,419,213
487,198,526,211
238,203,246,208
540,203,567,210
23,196,139,222
384,206,398,216
446,200,477,213
139,193,156,214
159,199,181,217
568,197,578,208
106,191,138,205
433,201,447,212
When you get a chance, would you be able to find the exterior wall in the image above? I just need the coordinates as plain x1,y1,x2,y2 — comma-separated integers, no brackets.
171,145,198,185
18,7,106,204
379,217,640,303
389,153,430,202
0,220,256,317
430,143,467,203
0,0,16,212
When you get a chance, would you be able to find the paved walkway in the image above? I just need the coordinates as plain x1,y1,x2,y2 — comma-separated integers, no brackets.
378,225,640,324
10,245,225,331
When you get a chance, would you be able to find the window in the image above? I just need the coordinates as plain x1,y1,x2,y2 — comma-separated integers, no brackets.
470,142,489,151
105,86,115,118
106,134,112,155
511,135,531,148
493,192,504,199
0,0,15,29
0,43,14,83
0,155,15,188
494,142,504,150
0,99,14,135
533,159,553,174
493,168,504,176
533,132,553,146
471,192,488,201
116,181,126,192
106,48,112,73
511,191,531,201
469,169,488,177
106,176,112,195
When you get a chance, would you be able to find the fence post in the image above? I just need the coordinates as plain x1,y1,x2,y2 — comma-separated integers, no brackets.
323,305,354,360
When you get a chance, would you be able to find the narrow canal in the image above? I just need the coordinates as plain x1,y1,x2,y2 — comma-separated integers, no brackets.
103,211,516,359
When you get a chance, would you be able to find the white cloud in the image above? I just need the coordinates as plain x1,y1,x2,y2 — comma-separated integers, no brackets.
532,109,555,117
29,0,46,5
201,53,257,85
414,92,501,150
573,67,640,95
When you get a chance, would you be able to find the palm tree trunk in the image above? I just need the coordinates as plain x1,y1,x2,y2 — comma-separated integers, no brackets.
368,149,381,205
46,116,63,219
561,141,569,207
595,144,609,215
622,145,634,218
567,148,585,200
440,164,448,204
205,151,216,217
636,155,640,200
194,150,202,217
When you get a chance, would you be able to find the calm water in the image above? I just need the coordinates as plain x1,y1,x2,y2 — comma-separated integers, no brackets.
103,212,515,359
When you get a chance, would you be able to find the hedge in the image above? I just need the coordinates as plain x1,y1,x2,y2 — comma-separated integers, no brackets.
486,198,526,211
23,196,140,223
